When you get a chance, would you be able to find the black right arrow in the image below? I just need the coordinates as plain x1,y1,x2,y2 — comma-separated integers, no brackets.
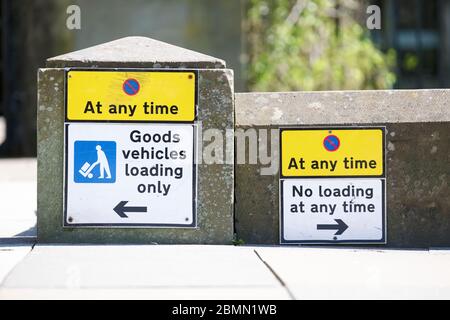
113,201,147,218
317,219,348,235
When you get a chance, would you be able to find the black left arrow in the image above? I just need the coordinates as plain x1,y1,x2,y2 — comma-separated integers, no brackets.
113,201,147,218
317,219,348,235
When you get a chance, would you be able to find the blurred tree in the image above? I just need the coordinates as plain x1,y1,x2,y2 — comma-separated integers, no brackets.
1,0,72,157
244,0,396,91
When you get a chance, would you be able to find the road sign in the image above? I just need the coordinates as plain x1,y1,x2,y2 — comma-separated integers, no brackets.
279,127,386,244
63,69,198,228
281,178,385,243
281,128,384,177
66,69,196,122
122,78,140,96
323,134,340,152
65,123,196,227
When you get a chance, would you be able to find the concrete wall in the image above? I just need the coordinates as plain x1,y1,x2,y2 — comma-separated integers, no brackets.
235,90,450,248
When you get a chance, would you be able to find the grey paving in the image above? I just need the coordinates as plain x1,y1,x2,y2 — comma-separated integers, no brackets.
0,287,288,300
1,243,450,299
0,245,32,284
0,245,289,299
256,247,450,299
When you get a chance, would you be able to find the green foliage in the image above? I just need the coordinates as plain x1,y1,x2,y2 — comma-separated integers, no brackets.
245,0,396,91
403,53,419,72
232,234,246,246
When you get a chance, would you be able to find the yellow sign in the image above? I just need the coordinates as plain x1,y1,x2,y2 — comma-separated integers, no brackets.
281,128,384,177
66,70,196,122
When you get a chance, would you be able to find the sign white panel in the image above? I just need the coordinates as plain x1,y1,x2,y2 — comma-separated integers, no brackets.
64,123,196,227
281,178,385,243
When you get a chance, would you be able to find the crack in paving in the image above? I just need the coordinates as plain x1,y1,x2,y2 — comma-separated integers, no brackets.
253,249,296,300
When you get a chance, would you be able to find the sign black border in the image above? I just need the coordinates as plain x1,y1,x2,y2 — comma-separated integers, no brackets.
64,68,199,123
279,126,387,244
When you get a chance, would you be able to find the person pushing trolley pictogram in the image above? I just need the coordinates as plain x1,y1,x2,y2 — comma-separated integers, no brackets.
74,141,116,183
78,145,112,179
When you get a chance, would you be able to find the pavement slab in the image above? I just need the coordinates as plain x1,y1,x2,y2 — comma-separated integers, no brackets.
255,247,450,299
2,244,450,299
0,245,33,285
0,245,289,300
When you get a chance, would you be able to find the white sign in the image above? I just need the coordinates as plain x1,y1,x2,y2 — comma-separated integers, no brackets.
281,178,385,243
64,123,196,227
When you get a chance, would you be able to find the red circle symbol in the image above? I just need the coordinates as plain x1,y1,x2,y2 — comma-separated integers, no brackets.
323,135,340,152
123,78,140,96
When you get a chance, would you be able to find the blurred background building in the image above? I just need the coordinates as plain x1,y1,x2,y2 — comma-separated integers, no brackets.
0,0,448,157
372,0,450,89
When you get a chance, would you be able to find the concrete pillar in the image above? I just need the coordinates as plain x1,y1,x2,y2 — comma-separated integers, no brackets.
37,37,234,244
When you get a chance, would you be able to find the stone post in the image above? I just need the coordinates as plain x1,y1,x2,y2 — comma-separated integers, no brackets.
37,37,234,244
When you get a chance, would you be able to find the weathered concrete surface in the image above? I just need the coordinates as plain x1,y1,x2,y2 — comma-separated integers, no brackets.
47,36,226,69
236,90,449,126
235,90,450,247
0,245,288,300
38,37,234,244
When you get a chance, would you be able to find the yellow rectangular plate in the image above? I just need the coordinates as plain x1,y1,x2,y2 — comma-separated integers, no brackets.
281,128,385,177
66,70,196,122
